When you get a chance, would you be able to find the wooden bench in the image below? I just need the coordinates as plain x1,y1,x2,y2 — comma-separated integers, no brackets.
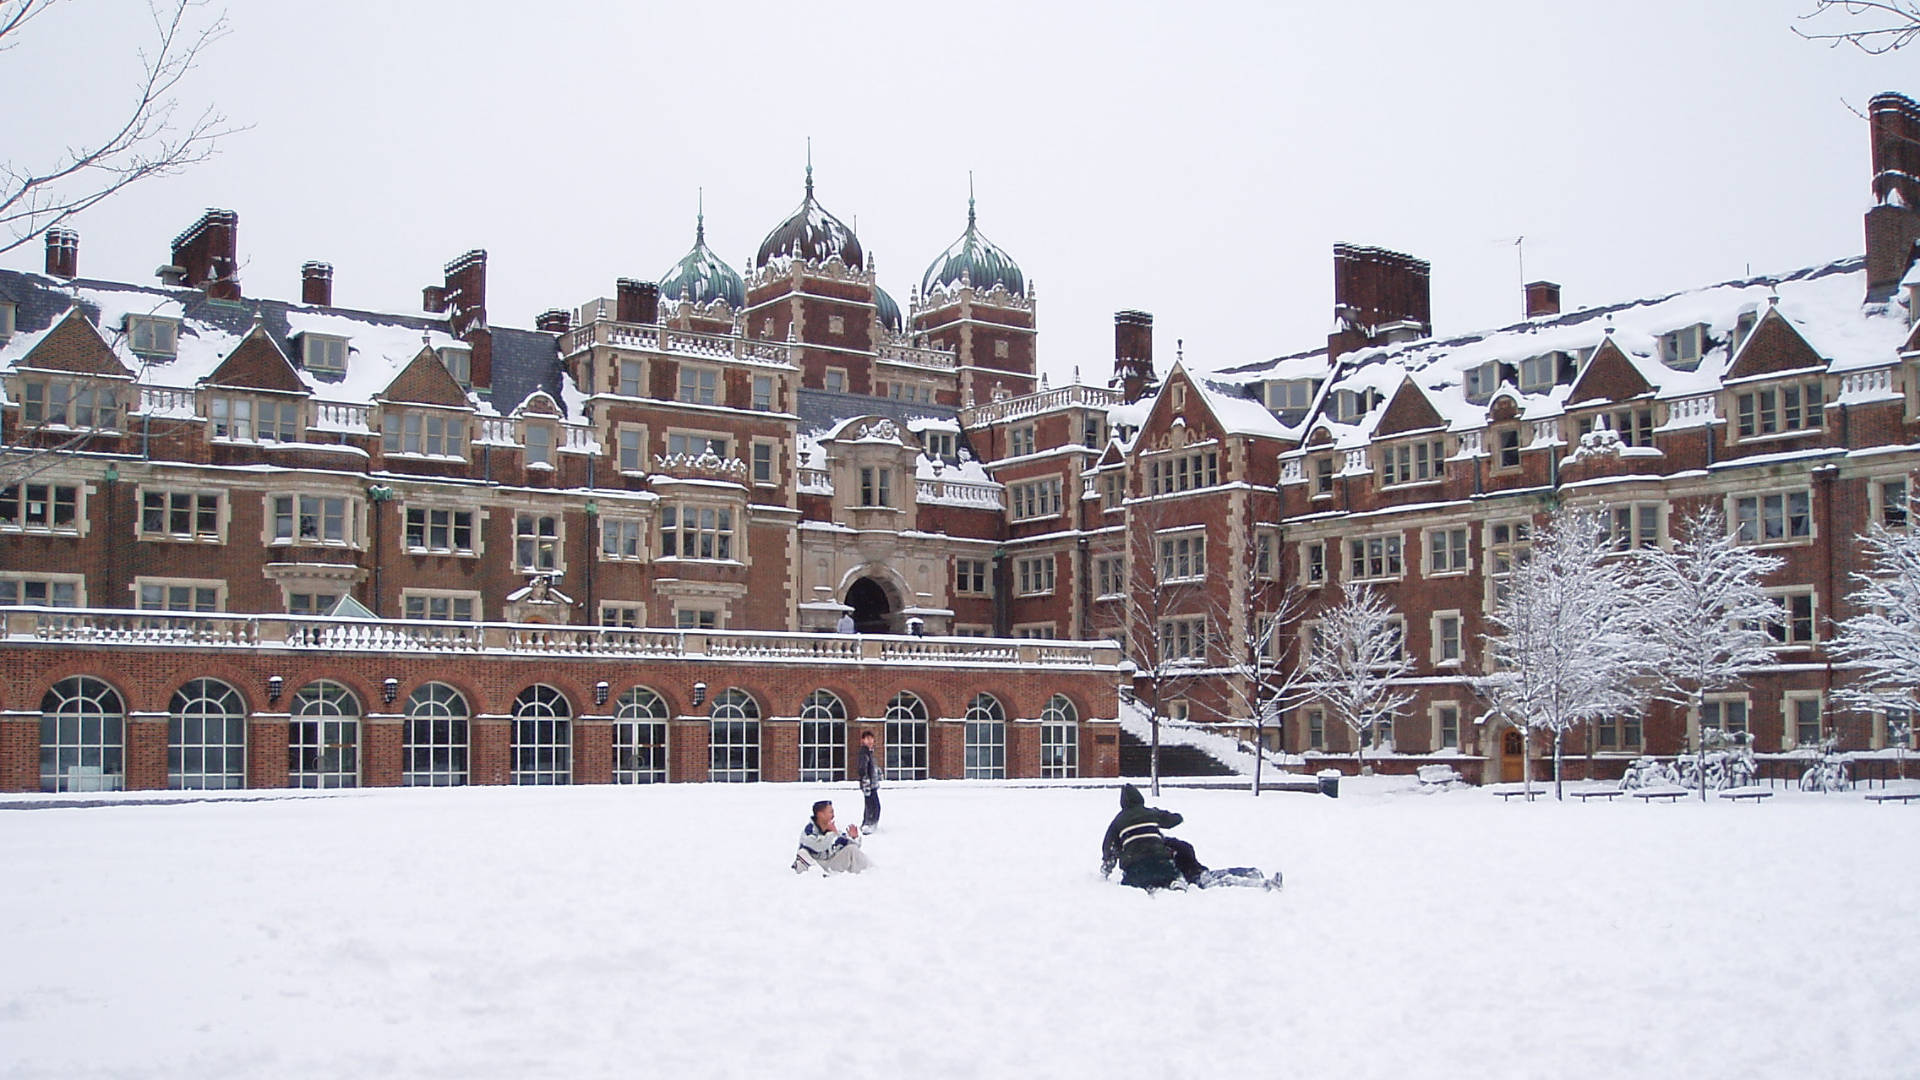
1571,788,1624,802
1865,790,1920,804
1494,788,1543,802
1717,786,1774,804
1630,786,1689,803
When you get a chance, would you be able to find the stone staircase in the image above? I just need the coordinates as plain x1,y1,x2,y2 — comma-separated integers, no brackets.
1118,730,1240,778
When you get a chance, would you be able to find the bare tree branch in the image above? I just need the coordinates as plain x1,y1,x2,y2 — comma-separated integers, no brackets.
1794,0,1920,53
0,0,238,254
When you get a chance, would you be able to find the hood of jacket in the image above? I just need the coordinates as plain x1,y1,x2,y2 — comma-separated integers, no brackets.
1119,783,1144,809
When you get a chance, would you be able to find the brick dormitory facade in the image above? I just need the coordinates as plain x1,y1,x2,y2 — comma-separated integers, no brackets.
5,93,1920,791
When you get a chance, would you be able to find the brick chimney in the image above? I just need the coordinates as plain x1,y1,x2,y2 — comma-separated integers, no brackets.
44,227,78,278
301,261,334,306
1866,92,1920,299
1328,244,1431,361
442,250,487,338
616,279,660,325
1524,280,1561,319
170,208,241,300
535,308,572,333
1111,310,1157,405
422,285,447,313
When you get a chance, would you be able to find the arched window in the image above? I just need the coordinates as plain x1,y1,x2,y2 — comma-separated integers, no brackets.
964,693,1007,779
512,684,572,785
798,690,847,783
290,680,359,788
169,678,245,789
885,692,929,781
1040,693,1079,779
614,687,669,784
708,688,760,782
404,683,469,787
40,676,125,792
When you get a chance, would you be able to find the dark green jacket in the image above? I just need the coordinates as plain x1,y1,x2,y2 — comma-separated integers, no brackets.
1101,784,1182,873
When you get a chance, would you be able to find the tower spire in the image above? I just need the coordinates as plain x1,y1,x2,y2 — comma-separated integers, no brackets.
805,138,814,200
696,187,705,245
968,171,976,231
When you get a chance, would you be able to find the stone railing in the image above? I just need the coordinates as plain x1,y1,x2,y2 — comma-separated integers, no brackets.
4,608,1125,668
1280,458,1305,483
1531,418,1562,445
916,476,1004,509
1667,393,1719,425
798,466,832,493
311,401,372,432
961,384,1121,427
477,417,516,444
1456,430,1485,457
137,386,197,417
875,341,956,371
562,320,791,366
1840,366,1898,399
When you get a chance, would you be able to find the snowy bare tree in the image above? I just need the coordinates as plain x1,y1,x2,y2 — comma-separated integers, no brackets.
1635,507,1783,801
1831,504,1920,730
2,0,236,254
1104,497,1217,797
1794,1,1920,53
1302,580,1414,776
1476,506,1656,800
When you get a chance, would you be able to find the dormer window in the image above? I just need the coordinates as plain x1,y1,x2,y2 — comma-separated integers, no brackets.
1517,352,1575,392
302,334,348,376
1010,425,1035,457
1331,389,1369,423
1661,325,1704,369
0,301,14,343
1267,378,1319,421
1464,362,1499,405
524,424,554,467
438,346,471,388
126,315,178,358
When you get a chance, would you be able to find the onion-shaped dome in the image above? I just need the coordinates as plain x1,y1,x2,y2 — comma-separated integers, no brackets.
659,212,746,309
921,195,1025,298
755,165,865,270
874,281,903,333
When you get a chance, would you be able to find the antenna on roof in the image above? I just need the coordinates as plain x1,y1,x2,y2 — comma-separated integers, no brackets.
1513,236,1526,317
805,137,814,199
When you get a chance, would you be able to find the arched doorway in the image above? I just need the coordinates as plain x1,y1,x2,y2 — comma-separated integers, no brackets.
1500,727,1527,783
846,577,894,634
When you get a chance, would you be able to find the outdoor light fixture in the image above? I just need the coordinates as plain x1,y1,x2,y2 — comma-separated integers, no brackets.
594,681,610,707
267,675,284,704
382,677,399,704
691,681,707,707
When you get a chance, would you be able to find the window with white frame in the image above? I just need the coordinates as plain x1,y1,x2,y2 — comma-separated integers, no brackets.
404,682,469,787
1426,527,1469,575
1735,381,1824,438
40,676,125,792
678,364,719,405
1009,477,1062,521
1433,702,1460,751
438,346,471,388
1464,362,1499,404
0,572,82,607
1095,554,1125,598
1009,425,1035,457
799,690,848,783
752,374,775,411
209,394,299,442
1016,554,1056,596
19,376,121,430
1378,438,1445,485
601,516,643,560
512,684,572,785
1255,530,1277,579
614,687,670,784
402,590,477,621
666,432,728,459
514,512,560,571
1015,623,1058,639
0,301,13,342
169,678,246,790
302,334,348,375
708,688,760,783
1661,325,1704,368
1593,711,1642,753
1159,615,1208,662
1699,696,1750,738
1157,531,1206,582
286,591,338,616
1304,706,1326,750
956,558,989,595
1517,353,1571,392
752,441,776,486
1432,611,1462,666
1731,490,1812,545
290,680,359,789
381,411,467,458
523,423,554,467
1267,378,1317,415
1604,503,1663,551
1788,693,1825,750
1313,456,1335,495
617,357,644,397
1579,407,1655,448
923,430,955,458
1041,693,1079,779
1148,451,1221,495
136,578,222,612
860,466,893,507
885,692,930,780
270,493,356,546
1487,519,1532,600
1874,476,1910,528
660,504,735,560
675,606,719,630
404,506,475,555
140,490,222,542
1348,533,1405,581
824,369,846,393
617,427,645,473
1304,540,1326,584
126,314,178,358
964,693,1007,779
1766,590,1817,646
600,602,644,627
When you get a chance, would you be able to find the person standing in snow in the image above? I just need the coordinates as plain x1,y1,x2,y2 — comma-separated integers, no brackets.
1100,783,1193,890
796,799,870,874
857,730,882,833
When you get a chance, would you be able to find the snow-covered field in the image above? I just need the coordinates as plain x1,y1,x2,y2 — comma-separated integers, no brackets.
3,776,1916,1080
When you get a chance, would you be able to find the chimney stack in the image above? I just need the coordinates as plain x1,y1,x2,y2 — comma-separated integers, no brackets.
170,208,241,300
442,250,487,338
616,279,660,325
44,227,78,278
1866,91,1920,299
1112,310,1157,405
1524,280,1561,319
422,285,447,313
301,261,334,307
535,308,572,333
1328,243,1431,361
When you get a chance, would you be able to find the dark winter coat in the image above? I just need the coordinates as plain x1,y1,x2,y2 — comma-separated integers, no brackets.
857,744,880,794
1101,784,1183,886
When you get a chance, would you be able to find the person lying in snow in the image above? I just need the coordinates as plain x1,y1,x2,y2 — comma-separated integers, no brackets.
1099,784,1280,891
794,799,872,875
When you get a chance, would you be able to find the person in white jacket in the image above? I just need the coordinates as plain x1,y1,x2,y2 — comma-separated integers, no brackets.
795,800,871,874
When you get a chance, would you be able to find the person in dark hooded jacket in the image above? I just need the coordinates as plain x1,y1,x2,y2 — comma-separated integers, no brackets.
1100,784,1200,890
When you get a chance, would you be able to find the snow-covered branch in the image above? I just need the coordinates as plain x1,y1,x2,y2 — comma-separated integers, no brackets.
1303,580,1415,773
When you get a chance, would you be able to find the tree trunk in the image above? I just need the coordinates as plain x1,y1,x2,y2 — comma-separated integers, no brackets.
1553,728,1565,801
1252,720,1263,796
1150,714,1161,798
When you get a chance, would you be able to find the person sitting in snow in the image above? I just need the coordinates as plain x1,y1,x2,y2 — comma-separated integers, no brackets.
795,799,871,874
1100,783,1203,890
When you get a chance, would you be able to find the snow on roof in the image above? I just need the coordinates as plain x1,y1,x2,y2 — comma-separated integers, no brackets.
1191,374,1287,439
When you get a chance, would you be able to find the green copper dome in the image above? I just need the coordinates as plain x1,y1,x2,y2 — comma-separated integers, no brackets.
921,196,1025,299
755,165,865,270
659,212,746,309
874,282,903,333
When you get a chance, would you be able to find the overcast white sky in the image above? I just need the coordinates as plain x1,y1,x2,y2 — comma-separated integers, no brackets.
1,0,1907,387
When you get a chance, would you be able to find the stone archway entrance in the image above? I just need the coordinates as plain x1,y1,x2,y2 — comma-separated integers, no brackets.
846,577,895,634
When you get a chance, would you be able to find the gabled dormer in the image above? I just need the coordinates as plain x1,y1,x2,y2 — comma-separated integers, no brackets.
12,308,135,433
381,345,472,409
198,323,309,443
1725,304,1826,382
1724,305,1829,445
1567,336,1658,448
1372,379,1448,488
203,322,306,395
377,347,476,461
20,307,132,379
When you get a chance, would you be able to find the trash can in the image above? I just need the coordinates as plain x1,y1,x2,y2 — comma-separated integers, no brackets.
1317,768,1341,798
